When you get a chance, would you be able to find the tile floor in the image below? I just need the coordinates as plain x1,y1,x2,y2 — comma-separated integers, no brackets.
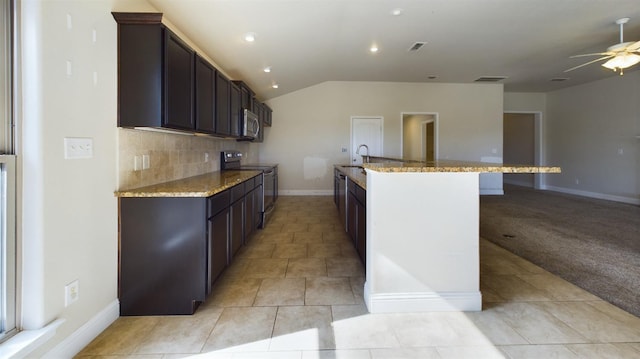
77,196,640,358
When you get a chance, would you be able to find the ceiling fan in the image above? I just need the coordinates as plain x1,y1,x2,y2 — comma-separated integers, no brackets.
565,18,640,75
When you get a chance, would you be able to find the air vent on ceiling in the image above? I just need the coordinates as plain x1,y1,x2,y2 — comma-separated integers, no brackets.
408,42,426,52
550,77,570,82
474,76,508,82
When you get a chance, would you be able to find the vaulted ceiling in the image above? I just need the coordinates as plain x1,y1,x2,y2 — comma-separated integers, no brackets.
147,0,640,100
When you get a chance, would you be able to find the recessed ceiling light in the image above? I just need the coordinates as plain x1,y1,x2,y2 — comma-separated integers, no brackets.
391,8,403,16
370,45,379,53
244,32,256,42
271,83,279,89
263,66,271,73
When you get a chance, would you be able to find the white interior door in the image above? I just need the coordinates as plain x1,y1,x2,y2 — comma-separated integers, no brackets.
351,116,383,165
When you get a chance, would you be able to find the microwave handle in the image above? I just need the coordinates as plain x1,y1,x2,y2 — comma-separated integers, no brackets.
255,117,260,138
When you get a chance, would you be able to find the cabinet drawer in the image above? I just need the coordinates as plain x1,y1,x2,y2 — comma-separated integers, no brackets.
244,177,255,193
230,183,245,203
254,174,263,187
208,190,230,217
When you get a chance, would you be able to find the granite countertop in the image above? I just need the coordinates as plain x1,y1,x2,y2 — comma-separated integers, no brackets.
362,158,561,174
334,165,367,189
114,170,262,198
336,159,560,190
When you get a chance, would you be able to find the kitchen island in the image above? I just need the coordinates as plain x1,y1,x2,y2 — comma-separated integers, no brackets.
339,159,560,313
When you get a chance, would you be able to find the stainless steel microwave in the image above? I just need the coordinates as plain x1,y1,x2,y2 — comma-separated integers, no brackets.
242,109,260,139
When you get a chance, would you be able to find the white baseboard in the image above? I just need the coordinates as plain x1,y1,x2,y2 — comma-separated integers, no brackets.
44,299,119,358
279,190,333,196
364,282,482,313
479,189,504,195
543,185,640,205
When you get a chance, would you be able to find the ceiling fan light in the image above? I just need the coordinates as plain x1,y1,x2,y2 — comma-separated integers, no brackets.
602,53,640,70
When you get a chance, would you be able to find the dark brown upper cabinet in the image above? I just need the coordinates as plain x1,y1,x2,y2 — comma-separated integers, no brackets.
230,82,242,137
215,72,231,136
195,54,216,134
113,12,194,131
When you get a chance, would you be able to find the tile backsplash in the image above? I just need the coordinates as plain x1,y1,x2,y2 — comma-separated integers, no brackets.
117,128,257,189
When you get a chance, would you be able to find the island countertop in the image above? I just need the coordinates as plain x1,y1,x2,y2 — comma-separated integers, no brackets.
362,158,561,174
114,170,262,198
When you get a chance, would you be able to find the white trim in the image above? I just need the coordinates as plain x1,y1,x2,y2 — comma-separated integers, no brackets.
279,190,332,196
480,189,504,195
364,287,482,313
43,300,119,358
542,185,640,206
0,319,63,359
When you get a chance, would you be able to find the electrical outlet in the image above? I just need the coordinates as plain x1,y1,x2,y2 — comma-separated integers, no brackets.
65,280,79,307
142,154,150,170
618,148,624,155
575,178,580,185
64,137,93,159
341,147,347,153
204,152,209,162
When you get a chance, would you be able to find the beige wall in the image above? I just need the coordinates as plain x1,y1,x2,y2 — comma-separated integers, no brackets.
262,81,504,194
545,71,640,203
19,0,259,356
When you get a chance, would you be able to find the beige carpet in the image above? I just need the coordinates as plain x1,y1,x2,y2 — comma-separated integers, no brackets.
480,184,640,317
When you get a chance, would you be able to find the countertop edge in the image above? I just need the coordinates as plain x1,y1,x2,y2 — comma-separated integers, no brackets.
114,170,262,198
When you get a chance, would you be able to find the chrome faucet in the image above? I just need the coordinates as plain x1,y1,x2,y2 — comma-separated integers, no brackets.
356,144,370,163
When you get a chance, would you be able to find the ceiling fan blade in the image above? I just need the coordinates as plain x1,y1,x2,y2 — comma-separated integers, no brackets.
564,55,613,72
627,40,640,51
569,52,613,58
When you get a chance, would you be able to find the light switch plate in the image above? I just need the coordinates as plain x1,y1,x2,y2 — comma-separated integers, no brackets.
64,137,93,159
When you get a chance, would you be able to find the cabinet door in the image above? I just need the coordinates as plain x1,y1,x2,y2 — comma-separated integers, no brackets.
195,55,216,134
230,82,242,137
208,208,228,294
164,29,194,130
254,183,263,229
244,188,255,240
263,104,272,127
116,22,163,127
215,72,231,136
230,199,243,260
347,190,357,244
356,199,366,265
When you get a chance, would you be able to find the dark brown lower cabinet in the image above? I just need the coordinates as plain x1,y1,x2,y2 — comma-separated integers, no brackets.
208,191,229,295
344,179,366,265
119,197,207,316
230,197,243,260
118,174,264,316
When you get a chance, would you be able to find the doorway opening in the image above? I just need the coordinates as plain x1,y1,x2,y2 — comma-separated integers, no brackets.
350,116,383,165
503,112,542,189
401,113,438,161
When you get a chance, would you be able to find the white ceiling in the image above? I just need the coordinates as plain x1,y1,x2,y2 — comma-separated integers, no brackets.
147,0,640,101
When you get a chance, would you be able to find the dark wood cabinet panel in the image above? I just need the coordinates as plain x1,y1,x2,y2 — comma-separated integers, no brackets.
263,104,272,127
215,72,231,136
208,207,228,294
232,80,255,112
164,30,195,130
230,82,242,137
115,22,163,127
230,199,243,260
119,197,206,316
195,55,216,134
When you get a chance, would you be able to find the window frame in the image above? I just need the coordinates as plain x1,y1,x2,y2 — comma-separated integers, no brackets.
0,0,16,343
